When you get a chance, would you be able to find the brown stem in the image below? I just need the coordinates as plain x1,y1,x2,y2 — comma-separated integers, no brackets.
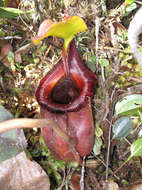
0,118,70,142
0,118,83,164
110,159,128,178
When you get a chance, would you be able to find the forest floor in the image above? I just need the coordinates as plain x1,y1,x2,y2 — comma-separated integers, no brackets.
0,0,142,189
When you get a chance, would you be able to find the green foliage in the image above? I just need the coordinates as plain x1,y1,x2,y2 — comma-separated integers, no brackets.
0,105,26,162
125,3,137,12
99,58,109,67
123,3,137,17
0,7,24,18
94,123,103,155
0,105,13,121
39,136,66,186
114,93,142,171
93,137,102,155
0,0,4,7
115,94,142,116
113,117,132,139
0,7,33,19
125,0,136,6
7,51,14,63
95,123,103,137
91,56,96,63
127,138,142,161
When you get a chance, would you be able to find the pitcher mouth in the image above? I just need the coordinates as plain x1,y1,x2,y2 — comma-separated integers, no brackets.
51,76,79,105
35,39,97,113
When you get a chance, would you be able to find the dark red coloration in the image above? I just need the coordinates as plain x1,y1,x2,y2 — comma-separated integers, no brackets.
36,40,97,113
51,76,79,104
41,101,94,163
36,39,97,163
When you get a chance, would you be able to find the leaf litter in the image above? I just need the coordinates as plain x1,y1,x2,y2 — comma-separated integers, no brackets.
0,0,142,189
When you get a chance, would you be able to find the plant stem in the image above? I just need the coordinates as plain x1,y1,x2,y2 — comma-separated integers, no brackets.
95,16,100,72
105,120,113,190
0,118,70,142
0,118,82,164
110,159,129,178
80,156,86,190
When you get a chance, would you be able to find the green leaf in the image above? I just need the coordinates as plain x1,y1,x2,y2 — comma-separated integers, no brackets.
138,110,142,122
139,47,142,54
95,123,103,137
0,7,24,19
8,51,14,63
91,56,96,63
125,0,136,6
0,0,3,6
32,16,87,51
122,3,137,17
99,58,109,67
0,7,33,19
126,3,137,12
0,105,13,121
113,117,132,139
0,105,27,163
138,129,142,137
93,137,102,155
115,94,142,116
127,138,142,161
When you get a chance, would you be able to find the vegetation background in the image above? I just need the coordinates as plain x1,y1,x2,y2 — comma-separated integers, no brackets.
0,0,142,189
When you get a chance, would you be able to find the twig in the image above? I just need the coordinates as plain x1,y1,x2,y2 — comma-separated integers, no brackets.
0,36,22,40
95,155,120,180
57,169,66,190
80,156,86,190
18,11,33,31
102,91,109,121
89,170,102,190
102,46,129,52
95,16,100,72
110,159,128,178
124,137,131,146
101,65,105,83
105,119,113,190
34,0,44,21
136,1,142,5
101,0,107,14
67,167,78,189
15,43,33,54
127,84,142,92
128,77,142,83
105,90,116,190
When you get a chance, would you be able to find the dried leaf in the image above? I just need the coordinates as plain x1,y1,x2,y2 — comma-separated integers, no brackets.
130,184,142,190
0,152,50,190
4,0,19,8
14,52,22,63
0,41,13,67
69,172,80,190
102,180,119,190
107,180,119,190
